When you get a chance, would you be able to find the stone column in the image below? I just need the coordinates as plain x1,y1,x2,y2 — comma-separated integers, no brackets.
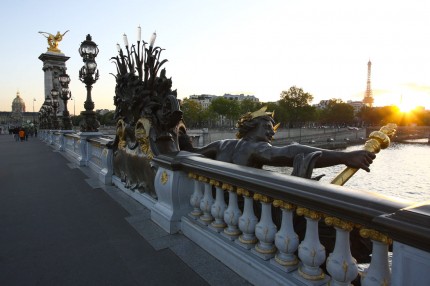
39,52,70,119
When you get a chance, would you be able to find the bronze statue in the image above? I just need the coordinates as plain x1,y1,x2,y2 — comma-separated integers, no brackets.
110,33,185,197
189,106,375,176
39,30,69,53
186,106,377,265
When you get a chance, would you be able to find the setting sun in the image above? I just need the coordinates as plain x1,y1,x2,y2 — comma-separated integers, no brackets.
398,101,417,113
397,92,424,112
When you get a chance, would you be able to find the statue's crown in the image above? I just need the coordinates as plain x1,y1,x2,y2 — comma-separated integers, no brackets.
237,106,273,125
236,106,279,132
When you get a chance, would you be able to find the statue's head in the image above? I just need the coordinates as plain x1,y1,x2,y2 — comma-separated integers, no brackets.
236,106,279,142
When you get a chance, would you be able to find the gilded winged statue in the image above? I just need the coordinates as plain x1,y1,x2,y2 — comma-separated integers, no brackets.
39,30,69,53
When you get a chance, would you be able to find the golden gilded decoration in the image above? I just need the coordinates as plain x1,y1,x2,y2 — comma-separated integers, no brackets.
253,193,273,203
331,123,397,186
135,118,154,159
296,207,322,220
39,30,69,53
221,183,234,191
198,176,209,183
161,171,169,185
298,267,326,281
238,235,258,244
324,217,354,232
116,119,127,150
236,188,252,197
209,179,220,187
359,229,392,244
275,255,298,266
273,200,296,211
188,173,198,180
255,243,277,254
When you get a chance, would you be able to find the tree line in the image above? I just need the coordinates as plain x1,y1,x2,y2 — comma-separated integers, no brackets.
181,86,430,128
69,86,430,128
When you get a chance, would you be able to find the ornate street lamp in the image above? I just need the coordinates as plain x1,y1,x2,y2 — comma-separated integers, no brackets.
41,96,53,129
51,88,60,129
78,34,100,132
59,72,73,130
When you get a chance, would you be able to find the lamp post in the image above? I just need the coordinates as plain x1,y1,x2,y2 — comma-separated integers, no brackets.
50,88,60,129
78,34,100,132
33,98,36,123
59,72,73,130
41,96,53,129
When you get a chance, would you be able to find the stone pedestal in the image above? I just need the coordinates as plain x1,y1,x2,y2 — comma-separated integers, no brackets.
39,52,70,114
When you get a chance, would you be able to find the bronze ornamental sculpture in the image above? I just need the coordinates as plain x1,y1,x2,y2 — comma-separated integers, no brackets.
110,32,186,197
108,30,391,212
187,106,376,178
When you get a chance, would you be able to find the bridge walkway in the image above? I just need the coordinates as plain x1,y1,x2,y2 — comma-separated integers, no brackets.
0,134,250,286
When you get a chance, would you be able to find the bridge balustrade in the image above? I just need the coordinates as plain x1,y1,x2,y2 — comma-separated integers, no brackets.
38,131,430,286
63,133,81,161
153,152,430,286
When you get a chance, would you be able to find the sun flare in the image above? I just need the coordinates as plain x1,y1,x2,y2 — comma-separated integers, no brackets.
398,101,416,113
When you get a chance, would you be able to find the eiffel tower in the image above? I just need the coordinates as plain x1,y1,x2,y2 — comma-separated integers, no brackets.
363,60,374,107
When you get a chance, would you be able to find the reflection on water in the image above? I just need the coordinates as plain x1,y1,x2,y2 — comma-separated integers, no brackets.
264,141,430,203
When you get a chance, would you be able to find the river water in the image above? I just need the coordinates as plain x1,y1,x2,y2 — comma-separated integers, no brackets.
264,139,430,203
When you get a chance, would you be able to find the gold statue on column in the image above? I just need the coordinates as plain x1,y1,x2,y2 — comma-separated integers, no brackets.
38,30,69,53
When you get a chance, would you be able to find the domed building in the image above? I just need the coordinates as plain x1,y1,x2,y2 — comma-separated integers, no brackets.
0,91,38,133
10,91,26,122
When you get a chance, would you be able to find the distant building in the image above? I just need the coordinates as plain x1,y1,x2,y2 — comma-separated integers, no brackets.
363,60,374,107
189,93,259,110
314,100,331,109
347,100,365,114
96,109,112,115
222,93,259,102
0,91,38,130
189,94,218,109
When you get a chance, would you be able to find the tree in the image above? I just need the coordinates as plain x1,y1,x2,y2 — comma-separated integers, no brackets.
181,98,204,128
279,86,314,127
71,115,83,127
209,97,240,127
239,99,262,115
320,99,354,126
97,111,115,126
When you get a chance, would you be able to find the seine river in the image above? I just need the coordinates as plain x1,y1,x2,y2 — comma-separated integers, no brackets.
264,139,430,203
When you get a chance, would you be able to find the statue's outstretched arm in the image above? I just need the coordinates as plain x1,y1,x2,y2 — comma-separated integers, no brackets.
268,144,375,172
189,141,219,159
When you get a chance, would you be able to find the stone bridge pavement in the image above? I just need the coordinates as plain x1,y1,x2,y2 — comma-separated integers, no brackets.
0,134,251,286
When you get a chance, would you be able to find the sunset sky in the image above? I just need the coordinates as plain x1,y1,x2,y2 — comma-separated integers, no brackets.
1,0,429,114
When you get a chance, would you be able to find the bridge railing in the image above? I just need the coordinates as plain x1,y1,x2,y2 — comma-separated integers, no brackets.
152,152,430,286
38,130,430,286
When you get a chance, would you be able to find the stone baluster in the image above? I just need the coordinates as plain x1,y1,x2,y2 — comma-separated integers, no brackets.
236,188,258,249
271,200,299,272
360,229,392,286
59,133,65,151
295,207,329,284
209,180,227,232
198,176,214,225
325,217,358,285
188,173,203,219
222,184,242,240
252,193,277,260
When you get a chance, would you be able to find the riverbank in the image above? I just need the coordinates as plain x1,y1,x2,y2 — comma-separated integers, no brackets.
188,127,367,149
